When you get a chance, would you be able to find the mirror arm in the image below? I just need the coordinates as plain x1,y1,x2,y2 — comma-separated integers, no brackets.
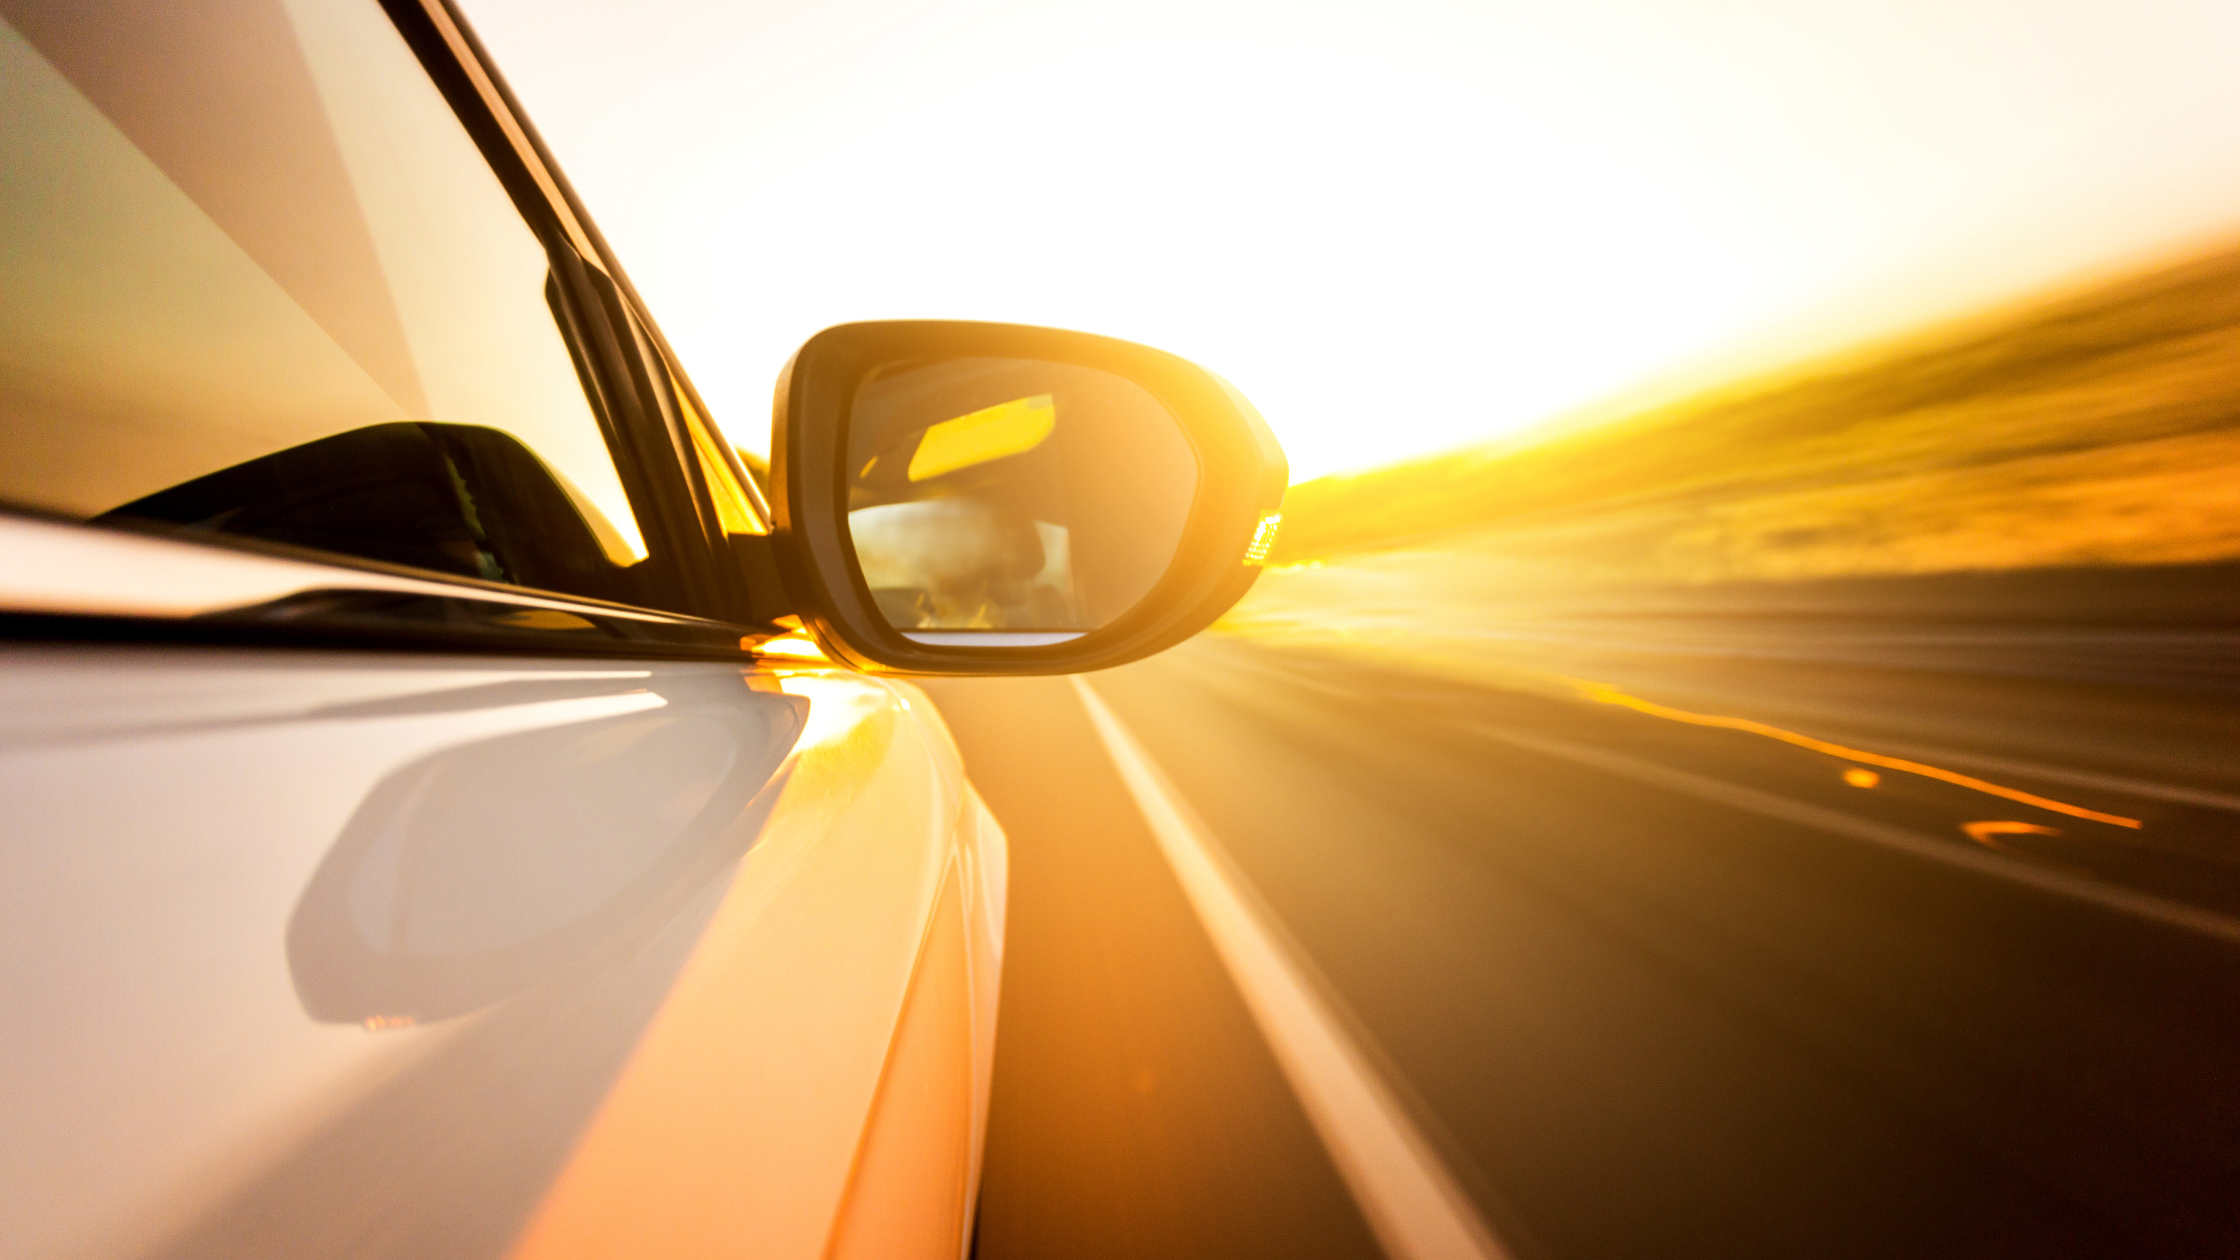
727,533,799,626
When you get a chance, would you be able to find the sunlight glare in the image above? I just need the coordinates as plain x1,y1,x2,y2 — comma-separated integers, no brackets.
463,0,2240,483
651,2,1791,480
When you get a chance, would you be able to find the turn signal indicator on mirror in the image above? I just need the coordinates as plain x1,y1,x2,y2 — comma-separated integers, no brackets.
1245,512,1283,565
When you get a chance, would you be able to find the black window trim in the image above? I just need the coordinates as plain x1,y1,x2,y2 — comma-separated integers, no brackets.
391,0,773,545
383,0,790,628
382,0,757,620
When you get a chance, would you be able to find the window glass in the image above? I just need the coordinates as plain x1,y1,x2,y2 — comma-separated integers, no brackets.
0,0,651,600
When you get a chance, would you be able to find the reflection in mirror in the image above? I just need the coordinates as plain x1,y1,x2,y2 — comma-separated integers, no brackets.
846,358,1198,641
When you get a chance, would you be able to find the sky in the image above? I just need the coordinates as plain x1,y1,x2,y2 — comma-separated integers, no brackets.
458,0,2240,483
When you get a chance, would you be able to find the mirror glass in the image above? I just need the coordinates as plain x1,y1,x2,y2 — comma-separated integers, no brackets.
845,357,1199,643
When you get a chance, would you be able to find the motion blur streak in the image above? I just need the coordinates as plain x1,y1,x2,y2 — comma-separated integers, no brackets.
1455,715,2240,947
1574,681,2144,829
1073,678,1508,1260
1963,822,2064,845
915,674,1385,1260
930,623,2240,1257
1072,243,2240,1249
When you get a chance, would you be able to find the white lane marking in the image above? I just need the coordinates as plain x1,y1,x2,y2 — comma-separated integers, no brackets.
1072,678,1511,1260
1463,722,2240,947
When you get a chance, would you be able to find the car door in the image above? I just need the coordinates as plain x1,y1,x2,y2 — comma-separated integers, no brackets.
0,2,1001,1257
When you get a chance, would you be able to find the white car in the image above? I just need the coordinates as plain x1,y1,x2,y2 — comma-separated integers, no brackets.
0,1,1286,1257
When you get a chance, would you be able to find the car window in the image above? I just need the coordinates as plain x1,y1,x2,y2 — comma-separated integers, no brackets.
0,0,654,604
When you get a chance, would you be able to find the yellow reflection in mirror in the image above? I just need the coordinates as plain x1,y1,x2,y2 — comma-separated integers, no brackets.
907,393,1055,482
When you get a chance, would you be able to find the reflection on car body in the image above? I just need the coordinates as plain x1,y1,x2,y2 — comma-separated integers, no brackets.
286,671,809,1025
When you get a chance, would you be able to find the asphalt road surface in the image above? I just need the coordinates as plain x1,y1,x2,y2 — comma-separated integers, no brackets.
921,613,2240,1260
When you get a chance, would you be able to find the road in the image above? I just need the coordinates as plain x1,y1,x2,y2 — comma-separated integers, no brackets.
920,607,2240,1259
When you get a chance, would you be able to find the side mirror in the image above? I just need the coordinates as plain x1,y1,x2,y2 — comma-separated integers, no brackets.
767,321,1286,675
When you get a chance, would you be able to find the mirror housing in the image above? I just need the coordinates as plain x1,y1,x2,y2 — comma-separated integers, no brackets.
767,321,1286,675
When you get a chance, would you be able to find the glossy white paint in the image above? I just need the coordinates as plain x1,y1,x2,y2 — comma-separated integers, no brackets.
0,513,657,619
0,645,1003,1259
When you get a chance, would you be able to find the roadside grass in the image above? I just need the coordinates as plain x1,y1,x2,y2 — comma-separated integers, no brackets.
1267,240,2240,585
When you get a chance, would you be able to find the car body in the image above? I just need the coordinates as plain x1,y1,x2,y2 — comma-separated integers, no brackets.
0,2,1282,1257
